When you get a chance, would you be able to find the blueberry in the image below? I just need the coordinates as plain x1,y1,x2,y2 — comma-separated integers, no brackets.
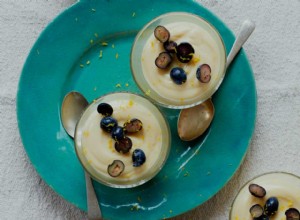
111,126,125,141
176,42,194,63
155,52,172,69
196,64,212,83
100,116,118,133
256,214,270,220
124,118,143,133
248,183,266,198
163,41,177,53
154,25,170,43
170,67,187,85
97,103,113,116
132,149,146,167
264,197,279,216
249,204,264,219
285,208,300,220
107,160,125,177
115,137,132,154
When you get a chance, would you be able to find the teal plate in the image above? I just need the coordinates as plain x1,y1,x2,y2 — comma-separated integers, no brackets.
17,0,256,219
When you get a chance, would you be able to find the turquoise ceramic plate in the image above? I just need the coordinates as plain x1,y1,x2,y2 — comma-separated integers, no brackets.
17,0,256,219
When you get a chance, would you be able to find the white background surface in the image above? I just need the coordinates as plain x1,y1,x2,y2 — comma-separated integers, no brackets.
1,0,300,219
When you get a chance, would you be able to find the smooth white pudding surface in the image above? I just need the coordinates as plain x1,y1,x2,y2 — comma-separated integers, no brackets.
230,172,300,220
75,93,170,188
131,13,226,108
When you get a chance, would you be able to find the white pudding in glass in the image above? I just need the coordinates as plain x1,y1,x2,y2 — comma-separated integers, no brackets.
74,93,170,188
131,13,226,108
230,172,300,220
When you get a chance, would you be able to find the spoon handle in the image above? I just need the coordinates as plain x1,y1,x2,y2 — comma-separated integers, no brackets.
226,19,255,69
85,172,103,220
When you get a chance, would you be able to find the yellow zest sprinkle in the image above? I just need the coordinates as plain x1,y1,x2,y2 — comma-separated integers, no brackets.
184,171,190,177
132,12,136,17
125,83,129,87
108,139,113,150
83,147,87,155
86,60,91,65
112,44,115,48
115,83,121,88
192,56,200,64
279,205,286,211
137,196,142,202
234,216,239,220
145,89,151,96
83,131,89,138
128,100,134,107
180,98,185,103
151,41,154,48
80,64,84,68
87,159,92,164
141,135,145,140
90,39,94,44
93,99,97,103
101,42,108,46
94,33,98,38
99,50,103,58
115,52,119,59
288,200,293,207
131,204,139,211
91,8,96,12
141,57,145,62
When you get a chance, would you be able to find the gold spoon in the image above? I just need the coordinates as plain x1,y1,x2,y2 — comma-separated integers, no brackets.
61,91,102,220
178,20,255,141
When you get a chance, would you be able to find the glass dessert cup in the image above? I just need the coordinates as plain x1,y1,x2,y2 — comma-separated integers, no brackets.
131,12,226,109
229,172,300,220
74,92,171,188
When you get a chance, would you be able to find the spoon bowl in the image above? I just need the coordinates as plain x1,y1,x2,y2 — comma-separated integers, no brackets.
61,91,88,138
178,98,214,141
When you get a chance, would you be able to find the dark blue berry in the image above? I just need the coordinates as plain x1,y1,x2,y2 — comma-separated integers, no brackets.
176,42,194,63
170,67,187,85
248,183,266,198
256,214,270,220
196,64,211,83
163,41,177,53
132,149,146,167
154,25,170,43
285,208,300,220
264,197,279,216
249,204,264,219
100,116,118,133
107,160,125,177
124,118,143,133
111,126,125,141
97,103,113,116
155,52,172,69
115,137,132,154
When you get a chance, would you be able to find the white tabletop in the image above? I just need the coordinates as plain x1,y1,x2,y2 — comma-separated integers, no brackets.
1,0,300,219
